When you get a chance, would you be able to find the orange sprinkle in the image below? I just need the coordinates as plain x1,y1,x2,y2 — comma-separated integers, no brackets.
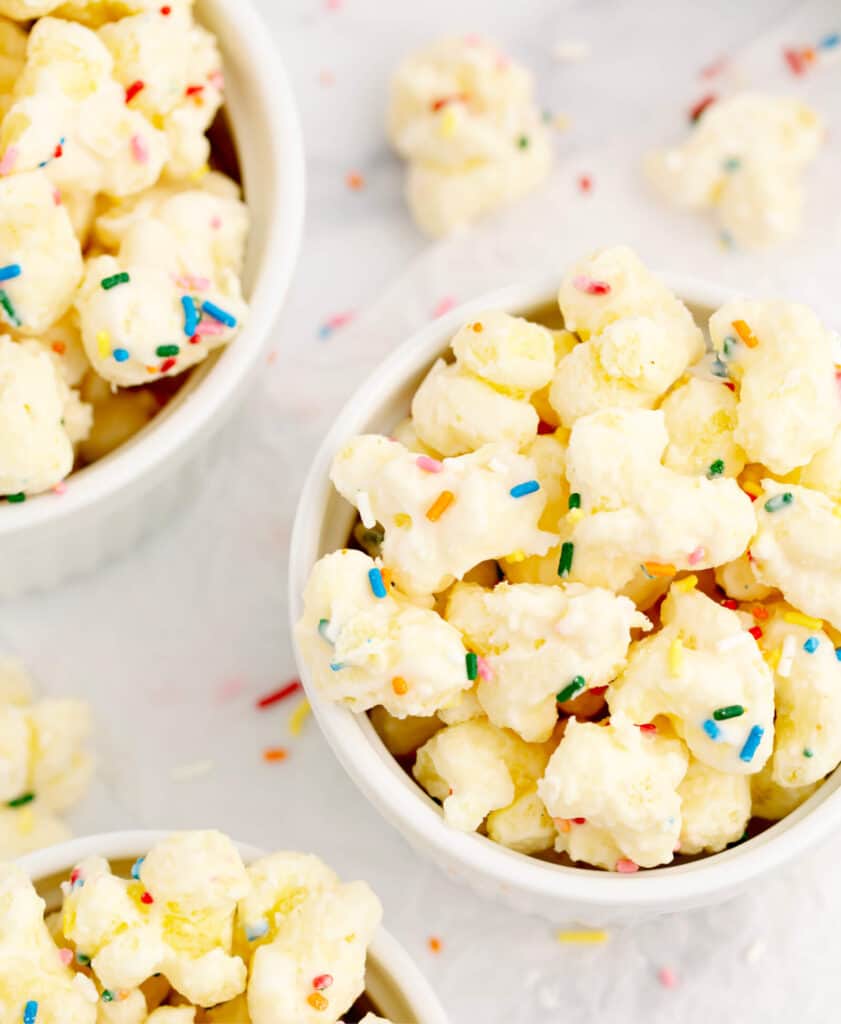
472,321,483,332
555,818,572,833
51,341,66,355
642,561,677,578
380,568,392,591
732,319,759,348
346,171,365,190
742,480,763,498
751,604,770,621
263,747,288,763
307,992,329,1011
426,490,455,522
391,676,409,695
428,936,443,954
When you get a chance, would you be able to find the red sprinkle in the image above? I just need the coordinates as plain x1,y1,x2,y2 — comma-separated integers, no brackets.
256,679,302,709
578,174,592,194
51,341,66,355
312,974,333,991
432,295,456,318
125,80,145,103
431,93,467,112
185,84,205,97
689,93,716,122
537,420,555,435
723,381,736,391
53,142,63,158
160,4,171,12
721,599,738,610
140,892,154,905
749,626,763,640
572,275,611,295
69,868,82,884
783,47,807,75
700,55,728,79
571,817,587,825
189,334,200,344
638,723,657,734
160,357,177,373
589,686,609,696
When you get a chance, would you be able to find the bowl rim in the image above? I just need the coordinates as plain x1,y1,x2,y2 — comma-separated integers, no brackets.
288,270,841,910
18,829,449,1024
0,0,306,533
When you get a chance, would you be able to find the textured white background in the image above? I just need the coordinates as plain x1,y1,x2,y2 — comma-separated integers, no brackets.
7,1,841,1021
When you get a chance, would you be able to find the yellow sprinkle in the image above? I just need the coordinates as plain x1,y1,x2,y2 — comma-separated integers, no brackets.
557,929,610,945
506,550,526,563
288,699,311,737
189,162,210,181
742,481,763,498
673,574,698,594
668,638,684,677
566,508,584,525
764,646,782,671
394,513,412,528
439,107,457,137
783,611,823,631
96,330,110,358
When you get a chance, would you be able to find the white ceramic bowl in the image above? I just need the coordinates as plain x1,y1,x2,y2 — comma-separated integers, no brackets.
0,0,305,599
18,830,448,1024
289,274,841,926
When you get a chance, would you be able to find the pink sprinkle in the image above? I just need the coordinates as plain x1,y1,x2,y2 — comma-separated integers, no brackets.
0,146,17,175
673,840,682,852
615,858,639,874
210,215,222,230
688,545,705,565
69,868,82,884
52,187,62,206
416,455,443,473
175,273,210,291
195,319,224,337
52,481,67,495
572,275,611,295
217,677,246,702
319,69,335,86
463,33,482,46
58,948,73,966
208,69,225,91
433,295,456,318
326,0,342,8
130,134,149,163
658,966,679,989
477,656,493,681
700,55,728,79
327,311,354,330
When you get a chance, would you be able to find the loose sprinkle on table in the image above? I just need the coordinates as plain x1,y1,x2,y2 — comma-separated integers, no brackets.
0,263,21,281
557,675,586,703
263,747,288,762
170,759,213,782
713,705,744,721
702,718,720,740
658,967,679,989
784,610,822,630
557,929,609,945
578,174,592,193
764,492,793,513
466,652,478,681
739,724,764,763
426,490,454,521
572,275,610,295
432,295,456,317
510,480,540,498
101,272,130,290
201,300,236,327
804,636,819,653
689,93,716,121
557,541,574,577
732,319,759,348
256,679,301,709
346,171,365,190
428,936,443,953
288,699,311,736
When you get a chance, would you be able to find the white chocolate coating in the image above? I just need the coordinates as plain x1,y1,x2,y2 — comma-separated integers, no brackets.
661,377,746,478
646,93,824,247
609,587,775,774
677,758,751,855
793,424,841,501
714,553,776,603
750,759,821,820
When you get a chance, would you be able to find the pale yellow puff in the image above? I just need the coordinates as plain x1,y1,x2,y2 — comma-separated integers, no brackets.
414,716,552,833
661,377,746,477
750,759,821,820
98,988,148,1024
792,424,841,501
609,587,775,774
553,819,623,872
388,415,441,457
16,311,90,387
329,435,555,595
521,430,568,531
486,786,556,855
77,370,157,464
51,0,192,29
677,758,751,855
714,552,777,602
368,706,442,757
146,1009,196,1024
531,329,578,428
0,0,61,19
751,480,841,631
436,685,483,725
445,580,648,742
296,549,471,717
646,93,823,247
538,713,688,869
708,300,841,475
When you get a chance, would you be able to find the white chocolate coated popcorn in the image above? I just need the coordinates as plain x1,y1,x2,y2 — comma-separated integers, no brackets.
445,580,648,742
750,760,821,820
646,93,823,247
708,300,841,475
661,377,746,477
0,18,167,197
793,424,841,501
295,549,471,718
412,311,555,456
330,435,555,595
562,408,755,590
388,35,551,235
677,758,750,855
0,864,97,1024
0,17,26,119
0,170,83,335
414,716,552,834
0,336,91,495
714,553,776,603
752,481,841,632
539,714,688,869
239,852,381,1024
609,587,774,774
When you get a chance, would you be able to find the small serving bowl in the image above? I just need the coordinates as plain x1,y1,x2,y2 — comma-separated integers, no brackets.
19,830,448,1024
289,273,841,925
0,0,305,599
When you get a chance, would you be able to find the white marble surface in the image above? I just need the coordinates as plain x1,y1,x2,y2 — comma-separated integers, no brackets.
7,1,841,1021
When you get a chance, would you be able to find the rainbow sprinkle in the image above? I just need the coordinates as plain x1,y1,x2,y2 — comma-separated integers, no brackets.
557,541,574,577
416,455,443,473
256,679,301,709
113,348,129,362
246,919,269,942
181,295,199,336
510,480,540,498
568,492,581,509
0,263,21,281
130,857,144,880
739,725,764,763
615,858,639,873
288,699,311,736
713,705,744,721
707,459,725,478
156,345,179,357
702,718,720,740
764,492,793,513
7,791,34,808
101,272,130,290
572,275,611,295
368,567,387,598
201,300,236,327
784,611,822,630
23,1000,38,1024
426,490,454,521
803,636,820,654
466,652,478,680
732,319,759,348
557,929,609,945
557,675,586,703
0,290,20,326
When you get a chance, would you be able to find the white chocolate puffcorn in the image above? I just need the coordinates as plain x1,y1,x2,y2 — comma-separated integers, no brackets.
677,758,751,855
387,35,551,236
608,585,774,775
330,435,555,595
708,300,841,475
445,579,648,742
646,93,823,247
295,549,472,718
411,311,555,456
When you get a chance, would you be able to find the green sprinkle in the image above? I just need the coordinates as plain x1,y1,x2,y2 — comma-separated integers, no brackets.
100,272,130,290
568,492,581,510
7,791,34,808
0,289,20,326
764,492,793,513
557,541,574,577
102,991,114,1003
557,676,586,703
156,344,180,357
5,492,25,503
722,156,741,172
804,747,814,758
722,336,736,358
707,459,725,478
517,135,530,148
712,704,744,721
465,652,478,681
76,952,90,966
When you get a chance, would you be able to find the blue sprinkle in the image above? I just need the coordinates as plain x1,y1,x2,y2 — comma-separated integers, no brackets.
329,662,345,671
804,636,820,654
702,718,720,741
835,646,841,662
711,355,729,378
201,300,236,328
23,1000,38,1024
0,263,21,282
368,567,387,599
130,856,145,880
819,31,840,49
181,294,199,336
509,480,540,499
739,724,764,763
245,919,269,942
112,348,130,362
